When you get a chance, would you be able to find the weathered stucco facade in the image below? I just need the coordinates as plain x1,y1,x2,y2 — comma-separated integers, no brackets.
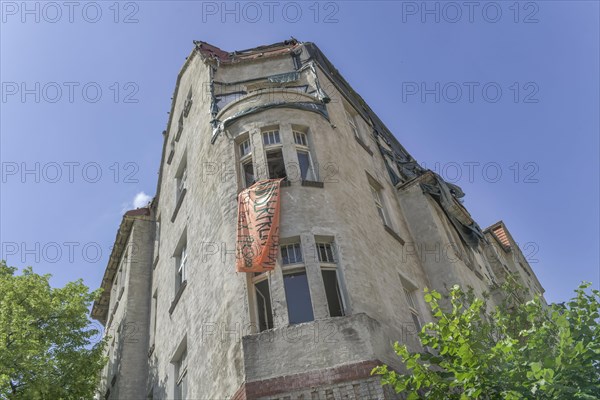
91,39,545,400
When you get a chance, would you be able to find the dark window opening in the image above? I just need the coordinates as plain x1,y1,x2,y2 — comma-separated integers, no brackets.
242,160,255,188
283,270,314,324
255,280,273,332
322,270,344,317
267,149,287,180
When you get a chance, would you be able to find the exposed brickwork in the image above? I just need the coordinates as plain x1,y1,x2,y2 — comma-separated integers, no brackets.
255,377,399,400
236,360,381,399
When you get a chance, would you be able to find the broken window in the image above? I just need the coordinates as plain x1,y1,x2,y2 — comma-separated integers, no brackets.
283,269,314,324
254,278,273,332
266,149,286,180
322,270,345,317
316,239,345,318
242,160,255,187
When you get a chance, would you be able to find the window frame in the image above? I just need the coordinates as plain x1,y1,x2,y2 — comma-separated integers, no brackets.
251,273,274,332
400,276,422,332
282,267,315,325
237,134,255,188
174,345,188,400
239,138,252,158
265,147,287,180
281,242,303,265
176,168,187,201
262,129,281,146
316,240,345,317
344,105,362,141
293,129,317,182
177,245,187,286
316,242,336,264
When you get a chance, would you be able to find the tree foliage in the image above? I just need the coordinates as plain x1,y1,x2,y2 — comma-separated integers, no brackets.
373,282,600,399
0,261,106,399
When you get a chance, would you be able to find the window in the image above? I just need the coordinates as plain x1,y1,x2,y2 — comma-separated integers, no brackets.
254,278,273,332
183,87,193,117
175,241,187,292
369,182,388,225
239,138,251,157
174,346,188,400
293,129,316,181
281,243,303,265
294,130,308,146
176,113,184,141
175,160,187,204
266,149,287,180
150,291,158,347
262,129,281,146
344,106,362,140
283,269,314,324
322,270,344,317
154,218,161,259
316,242,336,263
238,136,255,188
316,239,345,317
400,277,422,332
242,159,255,188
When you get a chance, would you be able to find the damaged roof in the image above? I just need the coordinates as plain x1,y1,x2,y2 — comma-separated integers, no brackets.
194,39,301,64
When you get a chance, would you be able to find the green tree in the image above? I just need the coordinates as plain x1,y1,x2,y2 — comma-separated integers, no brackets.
0,261,106,399
373,282,600,399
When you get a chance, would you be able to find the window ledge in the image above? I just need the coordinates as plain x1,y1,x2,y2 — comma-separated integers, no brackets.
171,189,187,223
355,136,373,156
384,224,405,245
301,180,324,188
169,280,188,315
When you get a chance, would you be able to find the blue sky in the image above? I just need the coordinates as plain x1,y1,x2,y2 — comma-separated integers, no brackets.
1,1,598,305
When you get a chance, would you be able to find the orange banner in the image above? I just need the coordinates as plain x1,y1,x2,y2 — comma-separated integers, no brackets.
236,179,283,273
